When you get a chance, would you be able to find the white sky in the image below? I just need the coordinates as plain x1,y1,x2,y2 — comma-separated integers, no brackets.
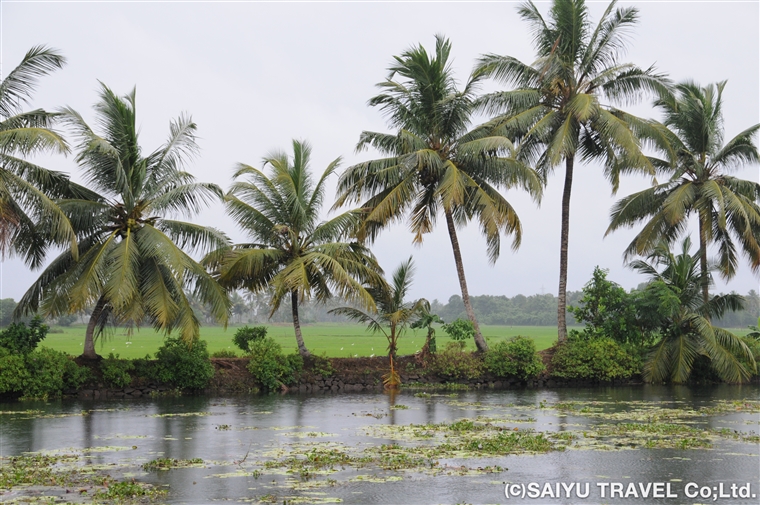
1,0,759,305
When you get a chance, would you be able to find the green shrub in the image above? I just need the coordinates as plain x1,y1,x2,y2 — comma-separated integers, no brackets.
101,353,134,388
233,325,268,352
0,347,90,398
22,348,78,399
442,318,474,342
551,338,641,381
310,353,334,377
485,336,545,380
0,316,48,354
427,342,483,380
132,355,158,381
246,337,303,391
0,347,30,394
64,360,92,390
154,337,214,390
211,349,239,358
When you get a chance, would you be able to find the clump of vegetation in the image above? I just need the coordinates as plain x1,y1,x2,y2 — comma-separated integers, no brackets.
309,353,334,377
153,337,215,390
484,336,545,380
442,318,474,342
0,316,48,354
568,267,658,347
232,325,268,352
551,337,640,381
426,342,484,380
142,457,204,470
0,346,90,399
246,337,303,391
211,349,239,358
101,353,134,388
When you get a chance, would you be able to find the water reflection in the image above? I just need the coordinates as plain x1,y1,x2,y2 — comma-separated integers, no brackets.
1,385,757,504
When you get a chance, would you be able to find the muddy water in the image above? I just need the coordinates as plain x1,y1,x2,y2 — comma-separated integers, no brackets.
1,385,758,504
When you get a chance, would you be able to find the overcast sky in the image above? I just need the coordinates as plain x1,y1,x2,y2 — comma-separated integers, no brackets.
1,0,759,306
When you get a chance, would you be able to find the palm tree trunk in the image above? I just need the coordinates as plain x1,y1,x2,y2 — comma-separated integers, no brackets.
291,291,311,358
557,155,575,342
81,296,106,360
698,216,710,308
444,208,488,352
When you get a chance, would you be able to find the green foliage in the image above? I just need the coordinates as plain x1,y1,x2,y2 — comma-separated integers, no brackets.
101,353,134,389
0,347,29,394
442,318,474,342
25,348,92,399
427,342,484,380
154,337,214,390
232,325,267,352
309,353,334,377
211,349,239,358
484,336,545,380
246,337,303,391
0,298,18,327
0,346,90,398
568,267,657,347
551,338,641,381
131,355,158,381
411,312,443,354
0,316,48,354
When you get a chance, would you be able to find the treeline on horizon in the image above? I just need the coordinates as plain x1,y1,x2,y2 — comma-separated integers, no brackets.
3,286,757,329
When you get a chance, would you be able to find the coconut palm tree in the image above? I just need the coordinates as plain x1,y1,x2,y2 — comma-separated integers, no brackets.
630,237,755,383
607,81,760,305
330,257,428,388
334,35,542,352
15,84,229,359
0,45,88,267
206,140,385,358
474,0,671,341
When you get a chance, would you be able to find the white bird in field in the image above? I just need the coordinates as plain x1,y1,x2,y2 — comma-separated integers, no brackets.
340,347,344,350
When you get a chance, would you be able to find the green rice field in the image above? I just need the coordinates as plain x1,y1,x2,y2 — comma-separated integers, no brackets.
38,323,753,359
40,323,567,359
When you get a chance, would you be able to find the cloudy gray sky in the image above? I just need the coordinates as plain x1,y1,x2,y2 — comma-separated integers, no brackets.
2,0,759,305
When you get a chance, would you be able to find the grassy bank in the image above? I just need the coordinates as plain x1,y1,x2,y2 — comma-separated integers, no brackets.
39,324,569,359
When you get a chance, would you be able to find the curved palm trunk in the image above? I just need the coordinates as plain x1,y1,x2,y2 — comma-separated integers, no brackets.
444,209,488,352
81,296,107,360
557,155,575,342
291,291,311,358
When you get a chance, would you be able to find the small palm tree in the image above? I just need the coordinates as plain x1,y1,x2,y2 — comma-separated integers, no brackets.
16,84,230,359
207,140,385,358
330,257,428,388
335,35,542,352
631,237,755,383
475,0,670,341
608,81,760,305
0,46,87,267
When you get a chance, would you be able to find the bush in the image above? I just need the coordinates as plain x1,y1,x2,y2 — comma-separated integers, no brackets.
154,337,214,390
0,347,29,394
426,342,484,380
132,355,159,381
485,336,545,380
233,325,268,352
0,347,90,398
309,353,334,378
442,318,474,342
211,349,239,358
23,348,89,399
551,338,640,381
101,353,134,388
246,337,303,391
0,316,48,354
